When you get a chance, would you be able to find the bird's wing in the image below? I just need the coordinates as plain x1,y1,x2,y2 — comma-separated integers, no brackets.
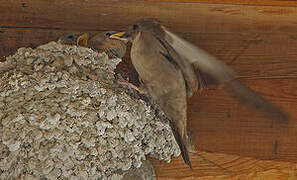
159,35,217,93
155,36,199,97
162,27,288,123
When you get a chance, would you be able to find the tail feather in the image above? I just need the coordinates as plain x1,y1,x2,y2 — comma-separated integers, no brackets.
169,120,192,168
226,78,288,124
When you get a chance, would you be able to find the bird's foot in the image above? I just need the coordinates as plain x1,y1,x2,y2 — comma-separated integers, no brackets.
187,131,197,153
116,74,147,94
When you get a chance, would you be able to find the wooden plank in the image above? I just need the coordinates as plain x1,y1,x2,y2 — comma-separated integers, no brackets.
150,151,297,179
0,29,100,60
189,78,297,160
183,32,297,78
1,0,297,34
145,0,297,7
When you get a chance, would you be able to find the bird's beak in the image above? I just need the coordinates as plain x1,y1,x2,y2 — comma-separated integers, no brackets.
77,33,89,47
110,32,128,42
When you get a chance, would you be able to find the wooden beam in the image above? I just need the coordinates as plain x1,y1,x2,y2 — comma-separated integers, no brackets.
1,0,297,33
150,151,297,178
144,0,297,7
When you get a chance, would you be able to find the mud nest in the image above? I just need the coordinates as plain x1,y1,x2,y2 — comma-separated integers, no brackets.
0,42,180,179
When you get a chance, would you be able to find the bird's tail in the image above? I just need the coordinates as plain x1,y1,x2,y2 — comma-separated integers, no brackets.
169,120,192,168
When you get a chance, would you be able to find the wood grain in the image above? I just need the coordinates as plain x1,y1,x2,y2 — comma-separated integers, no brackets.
0,29,101,60
145,0,297,7
151,151,297,179
189,78,297,158
1,0,297,178
1,0,297,33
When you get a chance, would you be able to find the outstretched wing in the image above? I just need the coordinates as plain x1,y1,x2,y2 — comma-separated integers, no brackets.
162,27,288,123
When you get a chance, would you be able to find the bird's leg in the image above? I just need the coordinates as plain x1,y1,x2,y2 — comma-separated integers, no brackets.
187,131,197,153
116,73,148,94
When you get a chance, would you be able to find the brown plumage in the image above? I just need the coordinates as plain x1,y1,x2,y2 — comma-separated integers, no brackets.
57,32,127,59
111,18,288,168
88,31,127,58
57,33,88,47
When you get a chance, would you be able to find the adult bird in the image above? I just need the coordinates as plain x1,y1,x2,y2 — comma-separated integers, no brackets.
111,18,287,168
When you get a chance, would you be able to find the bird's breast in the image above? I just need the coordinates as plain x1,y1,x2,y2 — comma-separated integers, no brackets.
130,34,185,91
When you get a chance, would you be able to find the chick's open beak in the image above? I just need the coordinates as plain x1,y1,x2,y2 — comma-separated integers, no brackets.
110,32,127,42
76,33,89,47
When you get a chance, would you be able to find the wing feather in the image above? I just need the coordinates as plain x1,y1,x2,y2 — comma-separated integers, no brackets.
163,27,287,123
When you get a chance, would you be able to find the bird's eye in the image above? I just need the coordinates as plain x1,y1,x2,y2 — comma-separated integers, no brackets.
132,24,139,30
105,32,112,36
67,35,74,39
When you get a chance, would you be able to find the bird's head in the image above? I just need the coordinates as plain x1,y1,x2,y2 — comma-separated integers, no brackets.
57,33,89,47
110,18,164,42
91,31,117,42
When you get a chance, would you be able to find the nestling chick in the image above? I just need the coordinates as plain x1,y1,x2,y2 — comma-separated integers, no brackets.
58,31,132,85
111,18,288,168
57,33,89,47
88,31,127,58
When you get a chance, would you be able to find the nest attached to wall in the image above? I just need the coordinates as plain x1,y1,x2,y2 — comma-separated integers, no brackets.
0,42,180,179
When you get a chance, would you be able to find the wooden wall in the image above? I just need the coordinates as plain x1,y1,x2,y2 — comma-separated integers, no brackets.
1,0,297,178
